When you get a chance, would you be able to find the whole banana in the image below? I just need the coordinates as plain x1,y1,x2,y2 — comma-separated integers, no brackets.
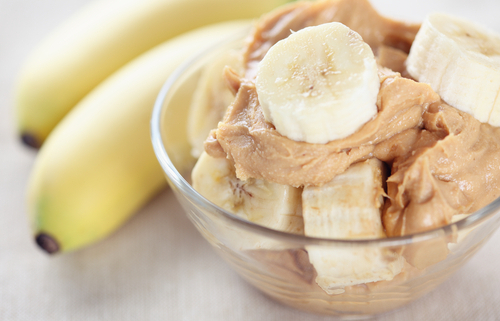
27,21,251,254
15,0,294,148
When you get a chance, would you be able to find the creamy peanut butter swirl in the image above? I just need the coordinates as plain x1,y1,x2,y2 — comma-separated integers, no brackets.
381,103,500,236
206,70,439,188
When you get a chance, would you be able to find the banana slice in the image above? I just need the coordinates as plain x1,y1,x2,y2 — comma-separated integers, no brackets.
188,49,243,158
191,152,304,249
255,22,380,144
302,159,404,294
406,13,500,125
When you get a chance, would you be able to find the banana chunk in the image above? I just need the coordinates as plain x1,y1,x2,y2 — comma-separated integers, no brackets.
255,22,380,144
407,13,500,125
188,50,243,158
302,159,404,294
191,152,303,249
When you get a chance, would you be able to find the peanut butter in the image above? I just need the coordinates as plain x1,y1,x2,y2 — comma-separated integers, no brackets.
204,0,500,237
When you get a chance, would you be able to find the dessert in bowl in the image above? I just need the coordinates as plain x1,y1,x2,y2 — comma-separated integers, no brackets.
151,0,500,317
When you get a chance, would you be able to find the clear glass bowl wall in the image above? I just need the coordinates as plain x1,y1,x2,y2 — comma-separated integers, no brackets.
151,35,500,318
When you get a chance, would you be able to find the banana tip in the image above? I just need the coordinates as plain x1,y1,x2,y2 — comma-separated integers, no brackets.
35,233,60,254
21,133,40,149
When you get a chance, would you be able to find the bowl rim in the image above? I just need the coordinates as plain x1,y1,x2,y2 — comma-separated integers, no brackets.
151,32,500,247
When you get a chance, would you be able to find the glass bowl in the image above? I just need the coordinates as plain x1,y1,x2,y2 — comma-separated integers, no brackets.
150,33,500,318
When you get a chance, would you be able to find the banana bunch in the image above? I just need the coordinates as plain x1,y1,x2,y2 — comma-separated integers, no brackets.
21,0,295,254
28,21,251,254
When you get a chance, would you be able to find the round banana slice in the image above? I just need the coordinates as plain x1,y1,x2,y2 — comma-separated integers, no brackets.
407,13,500,125
255,22,380,144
